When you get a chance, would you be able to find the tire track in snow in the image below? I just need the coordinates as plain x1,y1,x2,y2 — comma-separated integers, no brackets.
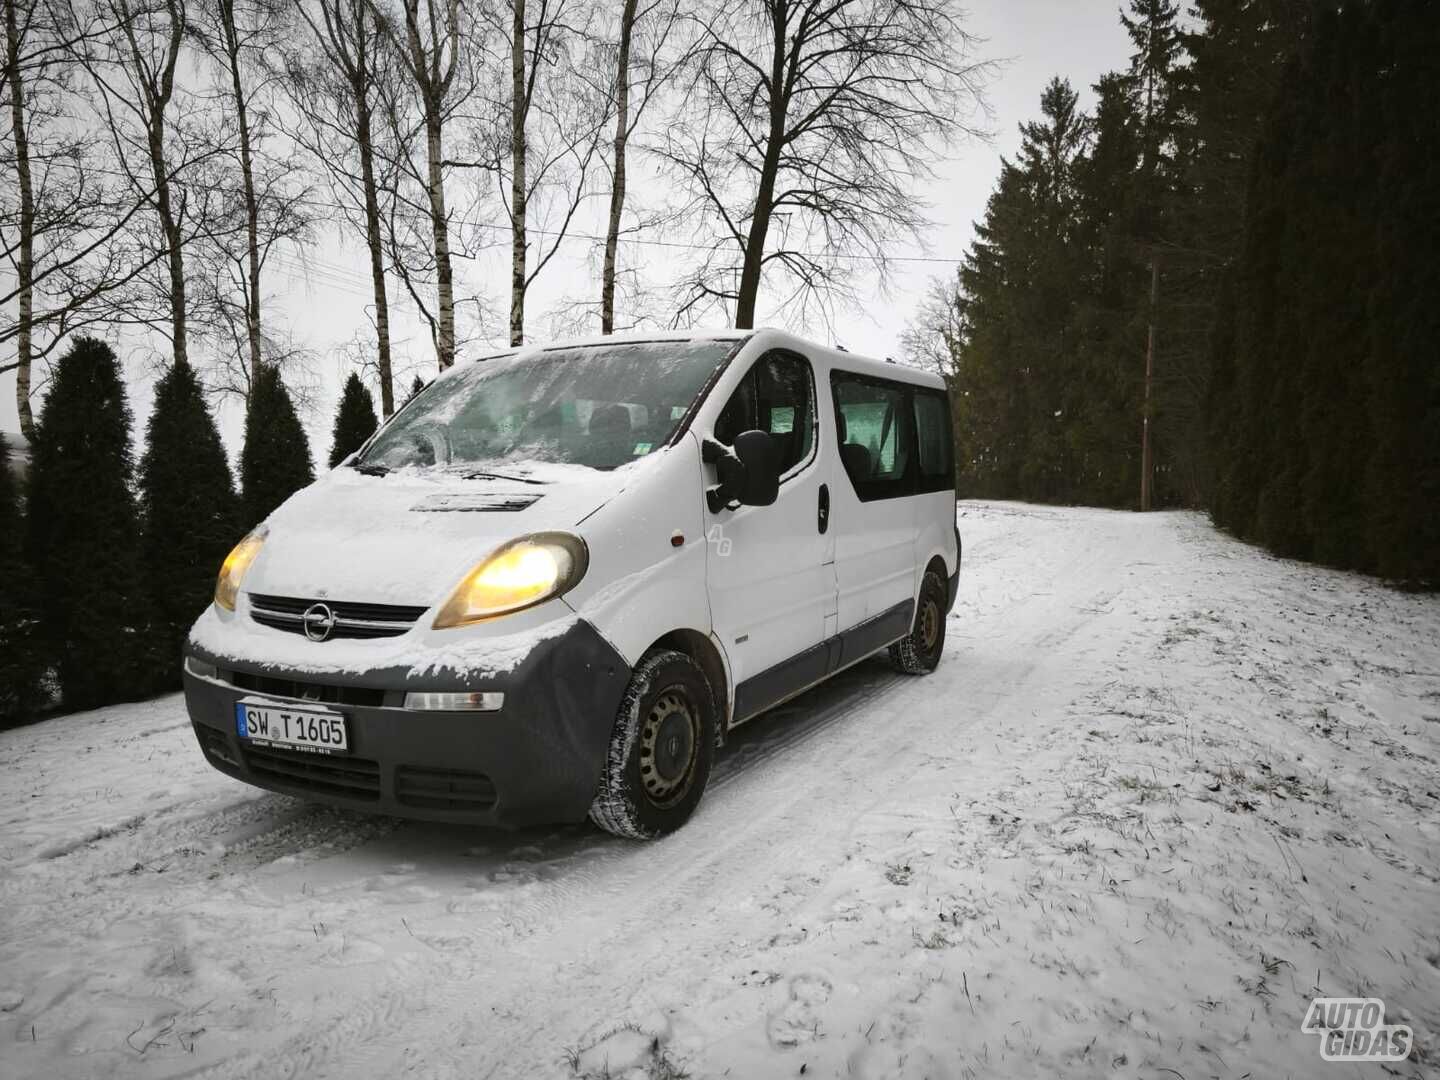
193,507,1152,1080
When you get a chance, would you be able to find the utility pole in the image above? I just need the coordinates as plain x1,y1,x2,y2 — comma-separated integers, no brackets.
1141,254,1159,512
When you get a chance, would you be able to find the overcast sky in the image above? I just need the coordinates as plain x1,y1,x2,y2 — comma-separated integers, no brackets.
1,1,1133,463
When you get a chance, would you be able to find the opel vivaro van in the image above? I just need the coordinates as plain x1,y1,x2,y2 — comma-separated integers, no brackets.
183,329,960,838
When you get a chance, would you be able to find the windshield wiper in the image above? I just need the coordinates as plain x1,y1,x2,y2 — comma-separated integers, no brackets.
350,462,390,476
457,468,547,485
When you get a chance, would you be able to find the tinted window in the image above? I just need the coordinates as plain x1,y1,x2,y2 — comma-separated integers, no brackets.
832,373,914,501
913,390,955,493
715,351,816,476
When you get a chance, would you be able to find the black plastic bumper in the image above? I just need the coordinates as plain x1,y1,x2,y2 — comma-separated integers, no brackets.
182,619,631,826
947,526,963,612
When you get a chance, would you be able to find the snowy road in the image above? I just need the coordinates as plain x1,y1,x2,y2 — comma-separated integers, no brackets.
3,503,1438,1079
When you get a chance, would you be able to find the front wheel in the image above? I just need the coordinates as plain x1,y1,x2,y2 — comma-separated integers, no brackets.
889,569,947,674
589,649,717,840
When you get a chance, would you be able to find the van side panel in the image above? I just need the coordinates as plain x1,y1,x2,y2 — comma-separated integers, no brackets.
563,433,711,667
913,489,959,594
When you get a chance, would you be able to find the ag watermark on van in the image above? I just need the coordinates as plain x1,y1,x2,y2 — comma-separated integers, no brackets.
706,524,734,557
1302,997,1412,1062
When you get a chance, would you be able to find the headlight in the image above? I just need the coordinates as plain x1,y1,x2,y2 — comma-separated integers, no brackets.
214,527,267,612
433,532,588,628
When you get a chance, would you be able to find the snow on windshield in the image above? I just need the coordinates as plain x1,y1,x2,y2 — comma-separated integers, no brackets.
361,340,736,474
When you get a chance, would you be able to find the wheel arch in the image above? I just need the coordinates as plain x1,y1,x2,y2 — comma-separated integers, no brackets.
650,628,731,746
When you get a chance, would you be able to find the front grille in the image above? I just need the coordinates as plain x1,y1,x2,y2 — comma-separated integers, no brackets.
242,743,381,801
229,670,385,707
395,765,498,812
248,593,428,640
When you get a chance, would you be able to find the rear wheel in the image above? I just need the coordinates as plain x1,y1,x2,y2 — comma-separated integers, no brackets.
589,649,716,840
889,569,947,674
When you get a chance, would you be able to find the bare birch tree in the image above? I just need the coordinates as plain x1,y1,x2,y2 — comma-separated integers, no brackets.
375,0,465,369
193,0,305,391
661,0,990,329
598,0,679,334
288,0,401,414
3,0,158,433
190,0,311,402
79,0,230,369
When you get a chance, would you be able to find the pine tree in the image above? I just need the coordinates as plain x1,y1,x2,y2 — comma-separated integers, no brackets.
328,372,380,468
403,374,426,407
1206,0,1437,583
950,79,1095,503
1363,0,1440,584
24,337,154,709
139,361,240,684
1070,72,1146,506
0,433,46,720
240,364,315,527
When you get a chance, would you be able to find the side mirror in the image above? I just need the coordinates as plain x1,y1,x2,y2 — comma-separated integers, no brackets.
703,430,781,512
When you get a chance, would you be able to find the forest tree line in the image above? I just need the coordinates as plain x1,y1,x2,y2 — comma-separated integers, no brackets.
907,0,1438,585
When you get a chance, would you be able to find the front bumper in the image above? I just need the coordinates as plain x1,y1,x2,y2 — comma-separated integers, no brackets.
182,618,630,825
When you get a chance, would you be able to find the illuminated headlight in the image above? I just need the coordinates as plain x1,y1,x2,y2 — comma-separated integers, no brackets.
214,526,267,611
432,532,588,628
403,691,506,711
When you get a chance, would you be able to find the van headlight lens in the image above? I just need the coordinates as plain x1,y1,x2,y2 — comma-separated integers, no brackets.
215,527,267,612
433,532,588,628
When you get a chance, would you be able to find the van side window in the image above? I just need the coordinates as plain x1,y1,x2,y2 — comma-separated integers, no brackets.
913,390,955,493
714,352,816,476
831,373,915,500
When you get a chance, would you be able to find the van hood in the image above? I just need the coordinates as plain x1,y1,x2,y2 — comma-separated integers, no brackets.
244,462,635,607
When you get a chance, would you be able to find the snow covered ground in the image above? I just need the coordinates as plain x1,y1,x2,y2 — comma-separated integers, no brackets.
2,502,1437,1080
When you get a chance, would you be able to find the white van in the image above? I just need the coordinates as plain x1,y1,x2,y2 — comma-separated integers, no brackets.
183,329,960,838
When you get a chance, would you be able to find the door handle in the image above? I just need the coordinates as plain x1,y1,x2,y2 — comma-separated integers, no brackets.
818,483,830,534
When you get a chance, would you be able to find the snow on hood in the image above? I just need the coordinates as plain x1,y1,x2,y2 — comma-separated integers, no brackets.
244,460,639,607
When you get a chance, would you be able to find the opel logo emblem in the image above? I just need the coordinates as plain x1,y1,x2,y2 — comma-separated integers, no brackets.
302,602,337,642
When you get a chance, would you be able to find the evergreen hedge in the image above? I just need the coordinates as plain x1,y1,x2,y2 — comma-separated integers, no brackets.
328,372,379,468
139,361,239,684
24,337,155,709
240,364,315,528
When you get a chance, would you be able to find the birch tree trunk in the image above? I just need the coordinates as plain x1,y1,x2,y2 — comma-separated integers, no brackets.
356,80,394,412
509,0,526,347
733,2,788,331
123,0,188,367
148,112,188,367
600,0,637,335
218,0,262,385
425,105,454,368
298,0,395,412
396,0,459,370
4,0,35,435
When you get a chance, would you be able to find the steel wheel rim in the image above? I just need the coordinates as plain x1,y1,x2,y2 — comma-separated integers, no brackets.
639,689,698,807
919,597,941,652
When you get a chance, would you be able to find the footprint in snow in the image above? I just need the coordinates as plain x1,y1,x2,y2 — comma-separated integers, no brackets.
766,974,832,1049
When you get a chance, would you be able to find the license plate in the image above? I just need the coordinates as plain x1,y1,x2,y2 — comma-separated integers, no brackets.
235,699,349,755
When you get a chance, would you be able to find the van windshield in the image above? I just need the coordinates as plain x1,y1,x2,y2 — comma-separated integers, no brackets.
357,339,738,474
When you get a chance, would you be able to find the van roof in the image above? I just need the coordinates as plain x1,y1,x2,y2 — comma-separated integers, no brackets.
499,328,946,391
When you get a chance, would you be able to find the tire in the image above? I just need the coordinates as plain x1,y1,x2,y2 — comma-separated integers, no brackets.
888,569,947,674
589,649,717,840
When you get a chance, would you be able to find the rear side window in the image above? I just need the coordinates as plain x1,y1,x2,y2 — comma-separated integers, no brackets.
832,373,915,500
714,351,816,476
913,390,955,493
